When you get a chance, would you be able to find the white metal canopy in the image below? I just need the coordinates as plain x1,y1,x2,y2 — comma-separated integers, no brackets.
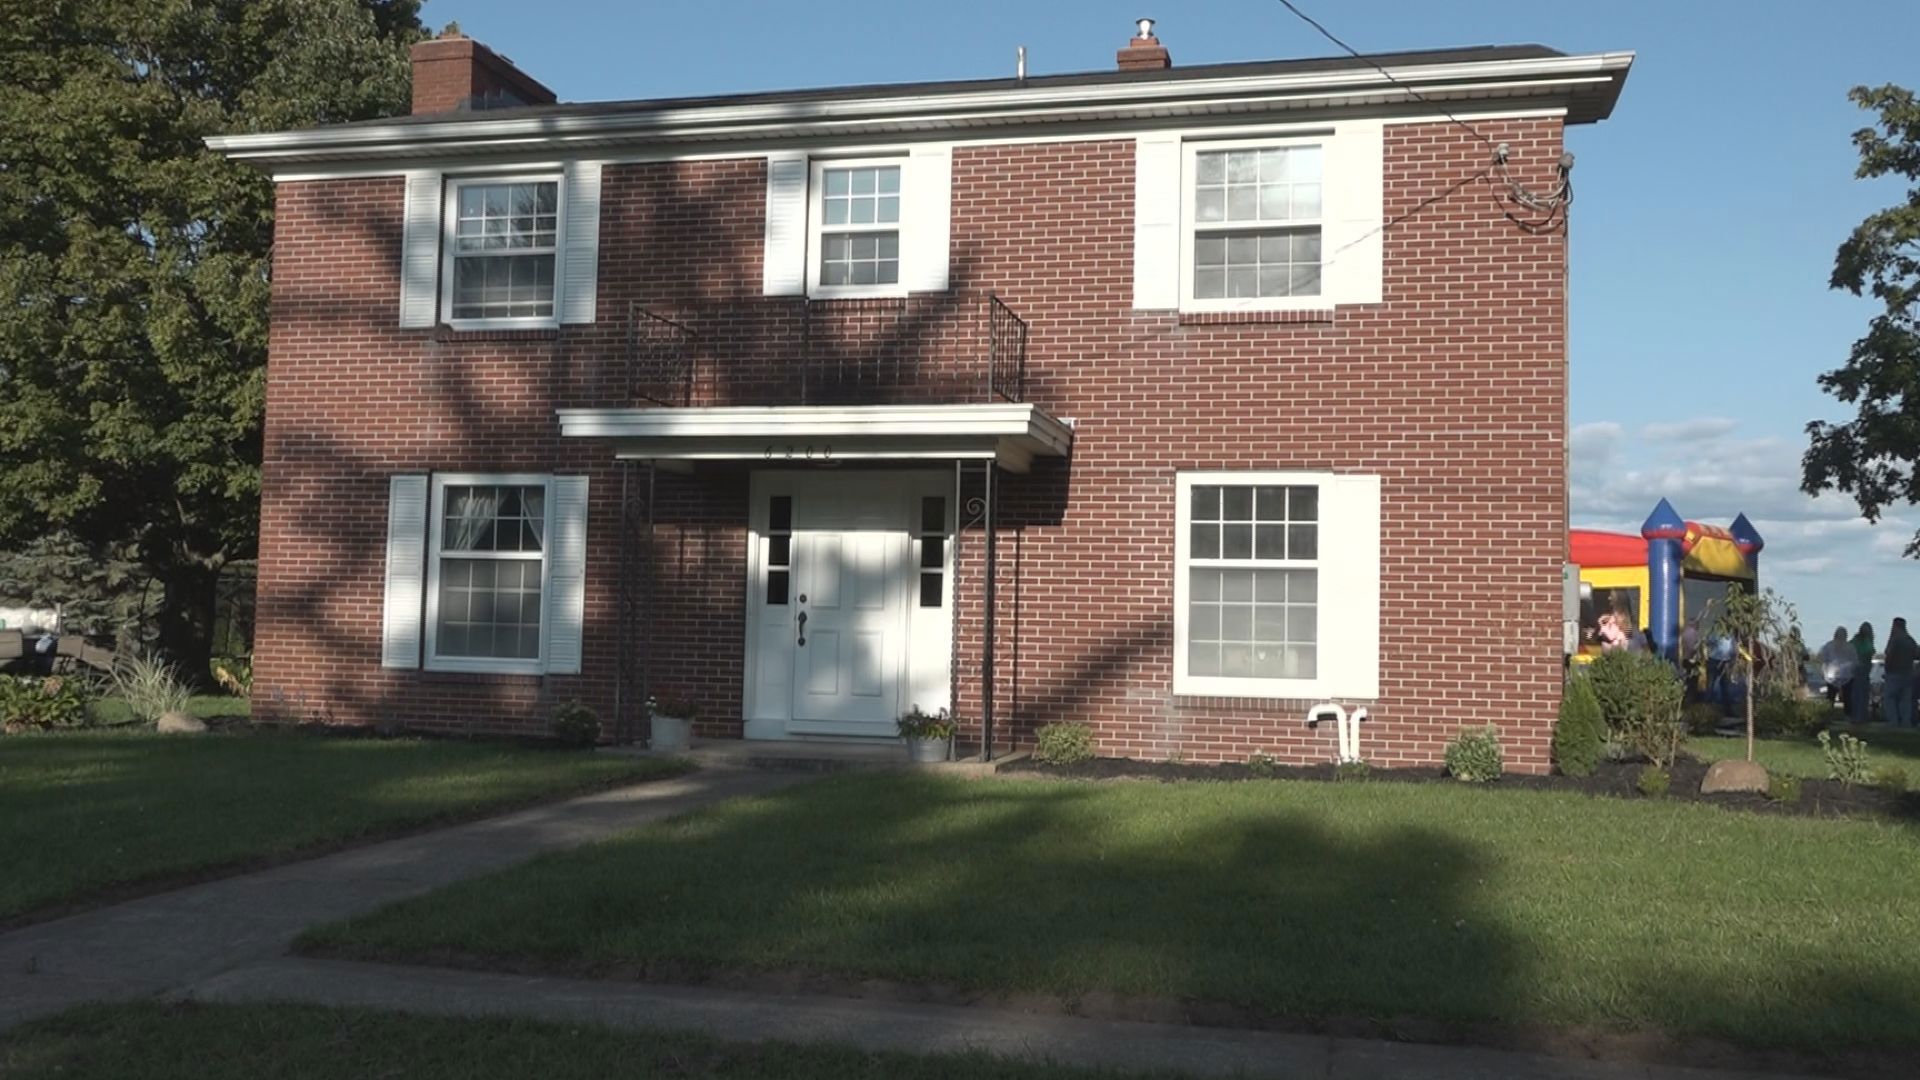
555,402,1073,472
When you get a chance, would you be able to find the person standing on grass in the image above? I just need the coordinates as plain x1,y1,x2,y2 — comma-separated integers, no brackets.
1884,618,1917,728
1850,621,1877,723
1820,626,1856,708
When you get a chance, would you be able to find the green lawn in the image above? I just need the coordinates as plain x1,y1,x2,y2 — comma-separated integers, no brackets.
306,771,1920,1057
0,1002,1174,1080
0,728,683,920
1688,724,1920,780
88,693,253,726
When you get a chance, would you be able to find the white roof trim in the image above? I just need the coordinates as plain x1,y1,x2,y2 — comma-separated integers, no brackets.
556,403,1073,473
210,53,1633,167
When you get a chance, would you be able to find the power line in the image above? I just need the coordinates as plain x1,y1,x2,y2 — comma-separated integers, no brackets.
1272,0,1495,150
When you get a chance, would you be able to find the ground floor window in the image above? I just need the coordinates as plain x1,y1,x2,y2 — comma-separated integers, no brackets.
1174,470,1381,700
426,475,551,672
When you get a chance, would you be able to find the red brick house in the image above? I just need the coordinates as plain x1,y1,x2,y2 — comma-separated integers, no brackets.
210,23,1631,771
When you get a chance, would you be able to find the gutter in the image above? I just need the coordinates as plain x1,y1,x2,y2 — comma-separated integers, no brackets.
209,52,1633,165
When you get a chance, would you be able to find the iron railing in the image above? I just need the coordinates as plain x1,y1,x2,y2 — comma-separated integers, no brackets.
623,294,1029,407
627,303,696,407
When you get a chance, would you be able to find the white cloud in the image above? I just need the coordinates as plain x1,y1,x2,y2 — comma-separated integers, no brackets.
1640,417,1738,443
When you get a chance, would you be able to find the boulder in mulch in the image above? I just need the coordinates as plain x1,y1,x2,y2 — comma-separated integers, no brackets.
1699,758,1771,795
156,711,207,734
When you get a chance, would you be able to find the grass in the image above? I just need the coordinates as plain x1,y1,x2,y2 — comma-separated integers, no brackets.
0,1002,1175,1080
0,727,683,920
1687,723,1920,780
306,771,1920,1057
87,693,253,726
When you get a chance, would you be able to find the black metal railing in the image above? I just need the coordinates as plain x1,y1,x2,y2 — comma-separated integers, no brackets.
987,293,1028,403
627,303,696,407
622,293,1029,408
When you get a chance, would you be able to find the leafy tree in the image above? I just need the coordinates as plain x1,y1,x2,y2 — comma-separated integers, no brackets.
1804,85,1920,545
1708,584,1803,763
0,1,423,680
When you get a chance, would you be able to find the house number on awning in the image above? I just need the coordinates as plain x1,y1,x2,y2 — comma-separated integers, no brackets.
764,444,833,460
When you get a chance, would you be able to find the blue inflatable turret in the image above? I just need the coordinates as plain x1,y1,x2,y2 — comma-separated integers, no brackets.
1640,499,1688,660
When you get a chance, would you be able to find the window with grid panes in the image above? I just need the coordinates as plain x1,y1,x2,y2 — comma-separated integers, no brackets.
446,178,559,322
1191,145,1322,300
433,483,547,661
1183,482,1318,680
817,163,901,287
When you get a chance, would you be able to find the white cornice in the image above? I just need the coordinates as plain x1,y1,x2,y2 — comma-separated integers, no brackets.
210,52,1632,170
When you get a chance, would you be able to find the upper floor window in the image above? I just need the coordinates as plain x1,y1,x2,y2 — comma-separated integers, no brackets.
809,159,904,297
442,176,561,326
1180,141,1324,311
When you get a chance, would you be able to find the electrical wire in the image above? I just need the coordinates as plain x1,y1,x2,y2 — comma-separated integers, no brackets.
1273,0,1577,234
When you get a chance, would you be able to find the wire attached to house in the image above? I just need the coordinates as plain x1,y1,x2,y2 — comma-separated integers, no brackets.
1272,0,1576,234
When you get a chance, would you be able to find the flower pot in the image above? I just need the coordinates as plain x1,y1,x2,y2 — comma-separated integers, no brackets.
905,735,952,764
650,714,691,752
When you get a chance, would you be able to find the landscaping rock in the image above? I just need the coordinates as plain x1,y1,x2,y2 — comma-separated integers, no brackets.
1700,758,1770,794
156,710,207,734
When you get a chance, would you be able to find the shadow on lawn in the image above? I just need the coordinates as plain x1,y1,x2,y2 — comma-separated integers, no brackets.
310,773,1920,1076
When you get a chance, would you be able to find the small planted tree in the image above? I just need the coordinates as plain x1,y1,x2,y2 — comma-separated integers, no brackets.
1708,585,1803,763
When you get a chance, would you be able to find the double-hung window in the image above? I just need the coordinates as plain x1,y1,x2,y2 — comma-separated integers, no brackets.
443,176,561,326
809,159,903,296
1183,141,1323,308
426,475,551,672
1173,471,1380,700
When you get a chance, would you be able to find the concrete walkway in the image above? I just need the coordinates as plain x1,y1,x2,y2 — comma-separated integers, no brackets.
183,957,1818,1080
0,766,807,1031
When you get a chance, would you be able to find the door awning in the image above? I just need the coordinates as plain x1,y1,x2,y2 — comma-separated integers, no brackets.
556,402,1073,473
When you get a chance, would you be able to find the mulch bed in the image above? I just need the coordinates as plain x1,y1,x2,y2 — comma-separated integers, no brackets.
1004,754,1920,822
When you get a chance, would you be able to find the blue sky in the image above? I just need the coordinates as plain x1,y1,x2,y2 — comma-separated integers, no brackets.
427,0,1918,637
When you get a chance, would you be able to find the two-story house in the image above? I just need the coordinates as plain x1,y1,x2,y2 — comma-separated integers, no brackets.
210,22,1631,771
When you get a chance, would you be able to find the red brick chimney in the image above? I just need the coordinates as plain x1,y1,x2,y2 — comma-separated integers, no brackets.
409,28,557,115
1116,17,1172,71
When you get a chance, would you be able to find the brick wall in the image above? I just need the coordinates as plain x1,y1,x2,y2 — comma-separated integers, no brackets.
255,116,1567,771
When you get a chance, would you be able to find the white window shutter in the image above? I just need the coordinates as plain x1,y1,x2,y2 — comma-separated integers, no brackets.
559,162,603,324
1323,121,1385,306
399,172,442,328
1132,134,1182,310
902,145,951,293
543,475,590,674
1320,474,1383,699
381,475,430,668
762,152,809,297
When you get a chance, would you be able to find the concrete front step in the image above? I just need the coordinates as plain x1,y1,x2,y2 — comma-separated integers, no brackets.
604,738,1028,777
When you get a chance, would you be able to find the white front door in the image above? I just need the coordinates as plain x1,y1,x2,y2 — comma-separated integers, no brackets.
745,471,951,739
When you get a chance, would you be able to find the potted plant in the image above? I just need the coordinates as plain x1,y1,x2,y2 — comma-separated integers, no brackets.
897,705,956,763
647,692,697,752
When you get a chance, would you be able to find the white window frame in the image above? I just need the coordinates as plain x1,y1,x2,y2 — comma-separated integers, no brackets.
1178,136,1327,314
1174,470,1333,700
440,173,567,331
806,155,909,300
424,472,554,674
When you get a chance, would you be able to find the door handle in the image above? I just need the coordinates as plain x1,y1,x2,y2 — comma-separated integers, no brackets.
796,610,807,647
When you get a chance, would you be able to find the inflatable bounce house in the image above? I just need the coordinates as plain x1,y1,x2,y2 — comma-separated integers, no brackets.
1569,499,1763,661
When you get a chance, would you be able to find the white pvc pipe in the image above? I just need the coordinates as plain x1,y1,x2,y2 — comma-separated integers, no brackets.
1346,707,1368,763
1307,703,1347,764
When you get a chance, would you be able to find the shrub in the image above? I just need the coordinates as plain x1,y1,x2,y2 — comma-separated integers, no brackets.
1756,694,1831,737
211,657,253,698
0,675,95,732
1767,774,1804,804
1553,675,1604,777
549,701,601,747
1586,650,1687,766
1637,765,1671,798
1033,721,1094,764
1683,702,1726,735
1246,750,1277,778
1444,725,1503,783
1873,766,1909,794
1818,730,1872,787
109,652,192,724
1334,760,1372,783
897,706,956,741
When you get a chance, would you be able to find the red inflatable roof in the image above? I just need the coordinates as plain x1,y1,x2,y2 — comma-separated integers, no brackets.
1570,529,1647,570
